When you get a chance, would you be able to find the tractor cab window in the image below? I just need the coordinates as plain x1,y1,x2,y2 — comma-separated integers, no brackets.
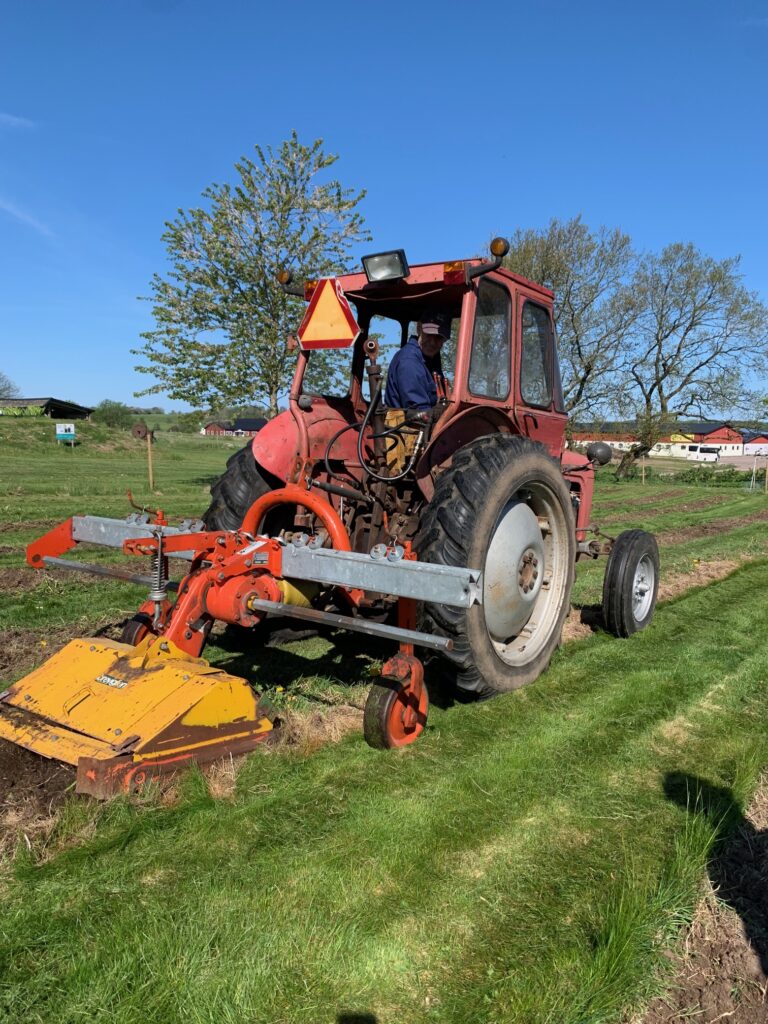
468,278,511,399
520,302,554,408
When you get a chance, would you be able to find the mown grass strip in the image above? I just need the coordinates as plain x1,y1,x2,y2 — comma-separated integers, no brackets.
2,562,768,1023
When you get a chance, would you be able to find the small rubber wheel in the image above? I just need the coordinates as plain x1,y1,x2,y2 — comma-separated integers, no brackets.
363,679,429,749
602,529,659,637
120,612,153,646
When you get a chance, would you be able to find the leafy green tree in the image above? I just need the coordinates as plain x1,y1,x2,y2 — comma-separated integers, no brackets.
0,372,20,399
134,132,370,417
169,411,207,433
503,217,638,416
613,243,768,476
92,399,134,429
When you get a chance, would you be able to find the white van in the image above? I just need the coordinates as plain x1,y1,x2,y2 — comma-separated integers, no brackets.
686,444,720,463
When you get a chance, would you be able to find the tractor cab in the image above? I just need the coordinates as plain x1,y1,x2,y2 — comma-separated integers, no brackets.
266,238,569,512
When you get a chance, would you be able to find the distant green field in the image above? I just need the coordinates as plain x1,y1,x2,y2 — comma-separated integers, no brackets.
1,428,768,1023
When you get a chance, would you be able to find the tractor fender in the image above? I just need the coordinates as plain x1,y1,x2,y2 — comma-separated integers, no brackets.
251,398,363,483
415,407,515,500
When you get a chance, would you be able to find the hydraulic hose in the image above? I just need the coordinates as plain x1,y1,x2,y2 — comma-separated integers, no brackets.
356,385,425,483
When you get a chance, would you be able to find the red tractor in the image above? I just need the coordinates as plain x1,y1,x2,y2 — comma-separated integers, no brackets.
3,239,658,795
203,238,659,699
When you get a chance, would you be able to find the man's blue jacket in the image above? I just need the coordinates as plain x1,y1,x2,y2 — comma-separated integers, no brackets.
384,336,441,410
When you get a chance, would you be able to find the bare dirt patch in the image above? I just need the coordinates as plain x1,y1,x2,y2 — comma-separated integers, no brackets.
562,606,599,642
0,567,44,594
596,489,688,514
642,784,768,1024
0,740,75,859
0,519,57,536
604,495,730,526
269,706,363,755
658,507,768,546
658,560,740,602
0,623,79,679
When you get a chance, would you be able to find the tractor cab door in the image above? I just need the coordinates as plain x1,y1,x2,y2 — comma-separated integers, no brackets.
513,286,567,457
465,275,513,406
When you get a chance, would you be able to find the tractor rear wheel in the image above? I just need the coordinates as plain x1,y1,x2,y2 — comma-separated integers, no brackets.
203,443,280,532
416,434,575,698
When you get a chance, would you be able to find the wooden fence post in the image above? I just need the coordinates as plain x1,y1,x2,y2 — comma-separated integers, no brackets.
147,432,154,491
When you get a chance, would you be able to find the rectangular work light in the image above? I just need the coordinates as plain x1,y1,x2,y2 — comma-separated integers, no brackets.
361,249,410,283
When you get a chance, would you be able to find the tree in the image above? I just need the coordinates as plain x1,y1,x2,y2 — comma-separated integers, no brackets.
614,243,768,475
133,133,370,417
92,400,134,429
0,372,20,399
503,217,638,416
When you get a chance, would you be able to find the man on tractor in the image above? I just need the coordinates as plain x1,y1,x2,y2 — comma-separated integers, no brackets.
384,311,450,410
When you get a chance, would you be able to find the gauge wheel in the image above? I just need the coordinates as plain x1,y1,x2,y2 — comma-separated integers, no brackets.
363,678,429,749
602,529,659,637
416,434,576,698
120,612,153,647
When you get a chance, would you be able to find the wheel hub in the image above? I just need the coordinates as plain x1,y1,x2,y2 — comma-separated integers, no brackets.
632,554,655,620
484,500,545,641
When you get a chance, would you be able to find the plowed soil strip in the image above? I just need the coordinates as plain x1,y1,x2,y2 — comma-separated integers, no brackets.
641,781,768,1024
600,495,730,525
563,559,742,643
595,488,688,513
0,519,57,536
658,507,768,546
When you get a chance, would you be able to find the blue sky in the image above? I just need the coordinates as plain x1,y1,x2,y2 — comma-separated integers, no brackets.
1,0,766,410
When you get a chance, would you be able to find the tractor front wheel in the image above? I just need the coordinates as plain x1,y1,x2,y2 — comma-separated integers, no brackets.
601,529,659,637
416,434,576,698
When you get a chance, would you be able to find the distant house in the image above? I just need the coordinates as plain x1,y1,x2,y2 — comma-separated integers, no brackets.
0,397,93,419
200,417,266,438
742,431,768,456
670,422,743,454
232,417,267,436
201,421,231,436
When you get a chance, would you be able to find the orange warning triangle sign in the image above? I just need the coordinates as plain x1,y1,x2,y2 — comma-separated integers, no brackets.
297,278,361,350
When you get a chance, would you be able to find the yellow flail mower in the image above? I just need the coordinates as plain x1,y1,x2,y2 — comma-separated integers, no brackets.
1,490,481,797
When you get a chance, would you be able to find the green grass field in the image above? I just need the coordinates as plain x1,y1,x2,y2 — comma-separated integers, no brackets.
1,420,768,1023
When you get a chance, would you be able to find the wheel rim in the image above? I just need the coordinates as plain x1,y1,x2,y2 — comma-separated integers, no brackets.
483,481,571,667
385,683,428,746
632,553,655,621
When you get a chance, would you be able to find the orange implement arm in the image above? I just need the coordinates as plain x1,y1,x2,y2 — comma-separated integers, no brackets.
26,518,76,567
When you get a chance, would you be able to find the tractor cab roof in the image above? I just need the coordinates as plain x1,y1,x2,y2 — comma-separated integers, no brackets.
337,260,553,327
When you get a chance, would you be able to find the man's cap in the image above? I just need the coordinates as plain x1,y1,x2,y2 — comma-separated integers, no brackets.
419,312,451,339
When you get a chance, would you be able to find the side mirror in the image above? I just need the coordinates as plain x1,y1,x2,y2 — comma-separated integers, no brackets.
586,441,613,466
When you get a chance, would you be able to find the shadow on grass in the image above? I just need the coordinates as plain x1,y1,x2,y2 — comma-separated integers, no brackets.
211,620,391,692
337,1015,378,1023
211,618,465,709
573,603,605,632
664,772,768,972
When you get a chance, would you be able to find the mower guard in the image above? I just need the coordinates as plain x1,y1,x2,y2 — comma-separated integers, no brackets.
0,636,273,797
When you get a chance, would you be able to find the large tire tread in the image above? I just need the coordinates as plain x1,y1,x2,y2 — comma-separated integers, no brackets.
415,433,575,697
203,443,281,532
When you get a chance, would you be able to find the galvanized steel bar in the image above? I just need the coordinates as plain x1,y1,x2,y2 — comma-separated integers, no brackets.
246,598,453,651
280,544,483,607
42,556,180,591
70,516,199,560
